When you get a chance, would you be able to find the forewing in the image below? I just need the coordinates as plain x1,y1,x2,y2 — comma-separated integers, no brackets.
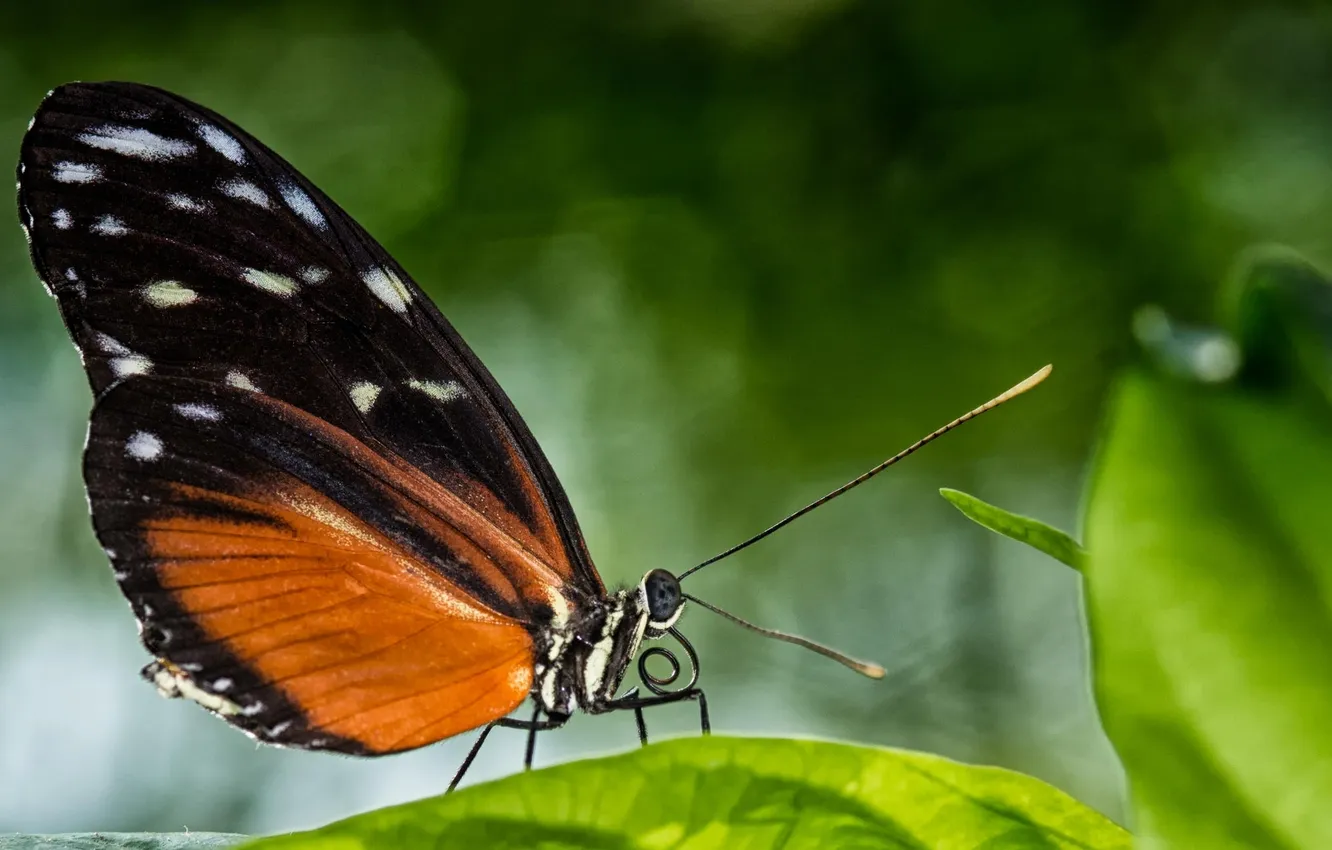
89,375,540,753
17,81,602,604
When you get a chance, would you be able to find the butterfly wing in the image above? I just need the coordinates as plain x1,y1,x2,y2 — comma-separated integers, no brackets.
91,376,537,754
18,82,599,751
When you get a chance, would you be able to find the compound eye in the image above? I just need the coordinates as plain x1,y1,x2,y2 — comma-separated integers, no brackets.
643,569,682,623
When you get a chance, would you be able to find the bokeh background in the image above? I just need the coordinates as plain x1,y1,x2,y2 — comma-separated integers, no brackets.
1,0,1327,836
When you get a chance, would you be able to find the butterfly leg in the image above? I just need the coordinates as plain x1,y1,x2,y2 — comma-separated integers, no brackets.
448,723,497,793
634,705,648,746
609,686,710,745
446,709,569,793
523,702,541,771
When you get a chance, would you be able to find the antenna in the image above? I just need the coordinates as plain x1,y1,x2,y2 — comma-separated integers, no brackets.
678,365,1052,582
684,593,886,678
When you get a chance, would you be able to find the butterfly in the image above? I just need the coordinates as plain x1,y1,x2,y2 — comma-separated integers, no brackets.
17,81,1049,787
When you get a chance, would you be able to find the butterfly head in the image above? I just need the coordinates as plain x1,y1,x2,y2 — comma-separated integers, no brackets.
639,569,685,634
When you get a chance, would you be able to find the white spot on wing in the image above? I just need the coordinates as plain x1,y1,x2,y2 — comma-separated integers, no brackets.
174,402,222,422
242,268,298,297
151,664,241,716
166,193,206,212
407,379,465,402
143,280,198,307
301,267,329,284
361,267,412,313
78,125,194,161
226,370,260,392
348,381,382,413
52,161,101,183
95,333,131,355
65,268,79,282
221,179,272,208
195,123,246,163
52,209,72,229
110,354,152,377
278,181,327,230
212,677,233,692
267,720,293,737
126,431,162,461
91,215,127,236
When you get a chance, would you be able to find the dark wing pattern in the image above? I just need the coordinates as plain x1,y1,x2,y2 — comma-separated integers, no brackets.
17,82,599,751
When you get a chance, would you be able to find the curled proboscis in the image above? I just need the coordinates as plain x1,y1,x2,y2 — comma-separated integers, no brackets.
636,627,700,697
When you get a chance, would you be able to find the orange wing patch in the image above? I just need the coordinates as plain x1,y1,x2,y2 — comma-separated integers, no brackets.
148,480,533,754
273,391,583,618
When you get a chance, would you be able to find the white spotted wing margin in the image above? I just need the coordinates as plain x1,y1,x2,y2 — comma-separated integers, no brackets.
16,81,604,609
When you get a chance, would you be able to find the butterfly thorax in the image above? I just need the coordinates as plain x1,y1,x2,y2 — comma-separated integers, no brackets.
533,586,650,716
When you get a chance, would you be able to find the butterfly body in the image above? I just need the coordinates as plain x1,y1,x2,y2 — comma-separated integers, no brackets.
18,81,698,761
534,587,638,716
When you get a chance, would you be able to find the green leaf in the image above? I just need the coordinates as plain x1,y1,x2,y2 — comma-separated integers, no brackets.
0,835,246,849
242,737,1128,849
939,487,1086,571
1085,371,1332,850
1225,247,1332,405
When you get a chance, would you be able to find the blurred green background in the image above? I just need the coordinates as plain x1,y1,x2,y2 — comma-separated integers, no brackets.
1,0,1324,836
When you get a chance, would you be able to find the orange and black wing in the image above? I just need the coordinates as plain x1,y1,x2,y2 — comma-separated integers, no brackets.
90,377,549,754
17,82,599,752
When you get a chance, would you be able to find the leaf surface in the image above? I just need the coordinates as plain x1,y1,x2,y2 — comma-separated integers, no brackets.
243,737,1129,849
1085,372,1332,849
940,488,1085,571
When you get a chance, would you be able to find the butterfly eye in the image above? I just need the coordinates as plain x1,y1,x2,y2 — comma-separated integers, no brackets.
642,569,682,624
